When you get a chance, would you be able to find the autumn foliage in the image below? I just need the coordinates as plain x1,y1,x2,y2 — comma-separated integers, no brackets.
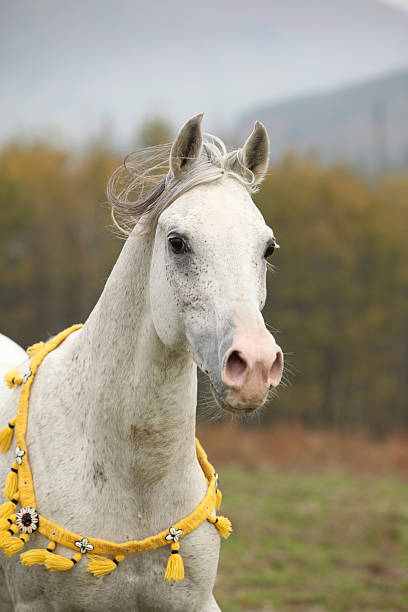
0,141,406,433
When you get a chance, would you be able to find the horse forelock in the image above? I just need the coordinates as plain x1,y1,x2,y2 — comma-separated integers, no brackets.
107,133,259,237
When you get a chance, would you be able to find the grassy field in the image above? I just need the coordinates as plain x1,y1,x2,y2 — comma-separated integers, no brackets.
215,468,408,611
199,425,408,612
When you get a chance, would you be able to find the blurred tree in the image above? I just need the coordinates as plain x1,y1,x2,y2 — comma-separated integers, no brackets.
0,141,120,347
137,117,173,147
0,144,406,433
256,154,408,433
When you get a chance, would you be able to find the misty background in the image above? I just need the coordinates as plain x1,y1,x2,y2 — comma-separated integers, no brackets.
2,0,408,166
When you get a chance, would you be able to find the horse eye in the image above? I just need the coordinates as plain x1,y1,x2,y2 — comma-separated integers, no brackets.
169,236,188,254
264,242,276,258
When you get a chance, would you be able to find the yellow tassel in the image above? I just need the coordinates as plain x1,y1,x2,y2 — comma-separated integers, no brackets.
215,488,222,510
0,531,12,547
4,463,19,499
26,342,44,357
21,541,55,566
0,494,19,519
208,515,232,539
0,419,16,453
45,551,82,571
87,554,125,577
0,514,16,531
2,533,29,557
4,367,23,389
0,526,25,553
3,523,19,537
21,549,46,566
164,541,184,582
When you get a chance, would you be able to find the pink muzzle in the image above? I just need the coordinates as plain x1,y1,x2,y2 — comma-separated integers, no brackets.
222,328,283,412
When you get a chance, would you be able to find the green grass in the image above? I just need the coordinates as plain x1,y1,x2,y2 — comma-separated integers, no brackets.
215,468,408,611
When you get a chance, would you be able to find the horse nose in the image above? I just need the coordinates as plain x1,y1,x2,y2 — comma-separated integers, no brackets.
222,335,283,409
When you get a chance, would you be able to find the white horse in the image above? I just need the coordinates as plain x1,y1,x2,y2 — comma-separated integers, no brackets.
0,114,283,611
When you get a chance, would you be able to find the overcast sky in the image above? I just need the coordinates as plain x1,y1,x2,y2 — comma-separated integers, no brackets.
1,0,408,150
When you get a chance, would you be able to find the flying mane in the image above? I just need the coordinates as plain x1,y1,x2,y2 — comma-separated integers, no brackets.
107,134,260,235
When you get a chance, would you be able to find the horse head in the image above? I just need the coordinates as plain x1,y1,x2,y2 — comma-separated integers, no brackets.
110,114,283,414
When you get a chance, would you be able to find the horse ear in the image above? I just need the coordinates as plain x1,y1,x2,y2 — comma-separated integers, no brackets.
170,114,203,178
241,121,270,184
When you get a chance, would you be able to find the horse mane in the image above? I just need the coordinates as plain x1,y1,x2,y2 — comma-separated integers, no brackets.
107,134,259,236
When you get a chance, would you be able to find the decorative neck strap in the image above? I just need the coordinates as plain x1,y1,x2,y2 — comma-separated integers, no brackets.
1,325,231,580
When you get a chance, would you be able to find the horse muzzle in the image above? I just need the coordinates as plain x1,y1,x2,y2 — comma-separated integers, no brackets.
220,332,283,413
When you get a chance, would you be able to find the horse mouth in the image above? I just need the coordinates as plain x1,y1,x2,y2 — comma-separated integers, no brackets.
209,381,264,414
223,401,258,414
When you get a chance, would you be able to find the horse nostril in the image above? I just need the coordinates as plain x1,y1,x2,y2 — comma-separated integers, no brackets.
269,349,283,388
225,350,247,380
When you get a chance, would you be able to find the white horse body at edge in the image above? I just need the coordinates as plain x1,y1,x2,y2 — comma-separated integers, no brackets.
0,115,283,611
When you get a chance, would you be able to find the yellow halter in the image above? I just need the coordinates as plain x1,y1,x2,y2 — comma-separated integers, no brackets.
1,325,231,580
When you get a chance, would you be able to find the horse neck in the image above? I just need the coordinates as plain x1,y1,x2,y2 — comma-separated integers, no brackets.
72,230,199,497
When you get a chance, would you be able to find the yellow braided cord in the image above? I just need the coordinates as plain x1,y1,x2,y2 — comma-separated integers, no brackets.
16,324,83,510
26,342,44,357
1,324,230,567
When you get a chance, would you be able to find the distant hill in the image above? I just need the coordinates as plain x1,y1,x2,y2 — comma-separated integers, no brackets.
238,69,408,174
